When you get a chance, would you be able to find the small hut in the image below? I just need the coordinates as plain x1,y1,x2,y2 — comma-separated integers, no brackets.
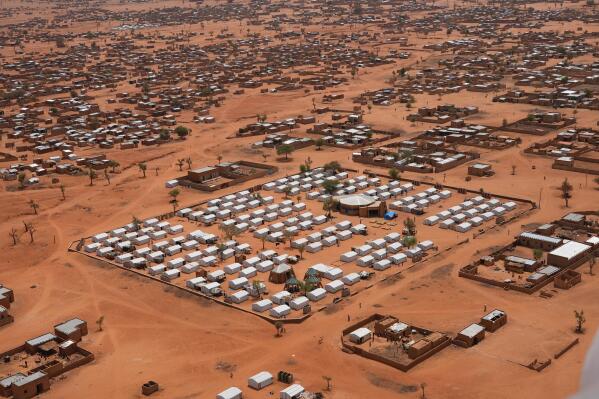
269,264,294,284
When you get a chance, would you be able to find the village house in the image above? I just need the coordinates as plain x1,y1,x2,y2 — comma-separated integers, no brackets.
0,319,94,399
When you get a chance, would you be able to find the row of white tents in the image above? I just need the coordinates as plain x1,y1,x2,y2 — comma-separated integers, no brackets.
389,186,453,213
341,232,436,270
424,196,517,233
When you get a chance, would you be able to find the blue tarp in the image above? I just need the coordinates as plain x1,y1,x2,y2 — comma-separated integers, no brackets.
384,211,397,220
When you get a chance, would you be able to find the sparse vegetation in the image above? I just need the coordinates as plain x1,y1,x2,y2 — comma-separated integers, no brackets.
29,199,39,215
389,168,400,181
574,310,586,334
138,162,147,178
560,178,573,207
168,188,180,213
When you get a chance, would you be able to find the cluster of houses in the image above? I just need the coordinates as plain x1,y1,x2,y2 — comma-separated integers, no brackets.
454,309,508,348
353,141,479,173
353,87,414,106
417,121,520,150
0,284,14,328
0,319,93,399
501,112,576,136
343,313,451,371
407,105,479,124
252,133,313,151
525,128,599,175
494,88,599,110
395,69,504,95
460,213,599,293
172,161,278,192
344,310,507,371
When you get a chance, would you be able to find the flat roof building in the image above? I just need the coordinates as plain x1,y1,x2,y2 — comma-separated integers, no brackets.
547,241,591,268
455,324,485,347
480,309,507,332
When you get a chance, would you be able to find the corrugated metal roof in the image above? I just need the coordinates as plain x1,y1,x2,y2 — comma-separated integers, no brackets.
26,333,56,347
519,232,562,245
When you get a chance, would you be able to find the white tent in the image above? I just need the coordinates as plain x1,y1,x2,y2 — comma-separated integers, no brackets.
270,304,291,318
280,384,304,399
290,296,309,310
342,272,361,285
248,371,273,390
307,287,326,302
357,255,374,267
341,251,358,262
349,327,372,344
325,280,344,293
252,299,273,313
374,259,392,271
230,290,249,304
217,386,242,399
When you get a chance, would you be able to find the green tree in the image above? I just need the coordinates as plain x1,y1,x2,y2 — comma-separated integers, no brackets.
401,235,417,248
277,144,294,160
168,188,180,213
323,197,337,218
176,158,185,171
219,224,238,241
323,161,342,173
321,179,339,195
297,279,316,295
533,248,543,261
389,168,400,181
315,138,325,150
403,217,417,236
175,125,190,138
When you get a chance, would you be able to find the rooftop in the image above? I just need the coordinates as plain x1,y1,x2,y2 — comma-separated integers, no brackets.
336,194,376,207
460,323,485,338
549,241,591,260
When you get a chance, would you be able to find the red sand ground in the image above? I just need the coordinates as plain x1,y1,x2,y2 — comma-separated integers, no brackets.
1,1,598,398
